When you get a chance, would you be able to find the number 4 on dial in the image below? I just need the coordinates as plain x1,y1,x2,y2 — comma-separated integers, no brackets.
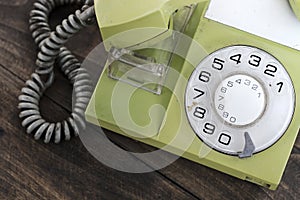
230,54,242,64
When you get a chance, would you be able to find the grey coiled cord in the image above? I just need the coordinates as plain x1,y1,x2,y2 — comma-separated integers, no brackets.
18,0,95,143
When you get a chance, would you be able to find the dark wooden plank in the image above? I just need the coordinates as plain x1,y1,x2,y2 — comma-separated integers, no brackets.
293,134,300,154
0,0,30,6
0,65,198,200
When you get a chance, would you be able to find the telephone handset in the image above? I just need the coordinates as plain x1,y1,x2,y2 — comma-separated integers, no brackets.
85,0,300,189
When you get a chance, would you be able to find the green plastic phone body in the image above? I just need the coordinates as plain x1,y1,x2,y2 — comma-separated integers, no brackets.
290,0,300,20
86,0,300,190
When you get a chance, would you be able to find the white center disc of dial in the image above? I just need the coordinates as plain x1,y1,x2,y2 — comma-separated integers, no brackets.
214,74,266,126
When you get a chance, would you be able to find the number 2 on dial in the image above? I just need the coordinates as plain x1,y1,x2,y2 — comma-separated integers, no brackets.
264,64,277,77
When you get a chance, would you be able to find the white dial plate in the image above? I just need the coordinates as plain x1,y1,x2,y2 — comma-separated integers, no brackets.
215,74,266,126
185,45,295,156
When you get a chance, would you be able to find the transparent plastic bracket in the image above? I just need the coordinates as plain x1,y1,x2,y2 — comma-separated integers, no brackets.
107,4,196,95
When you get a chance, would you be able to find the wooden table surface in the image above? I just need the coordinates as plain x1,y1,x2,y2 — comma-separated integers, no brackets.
1,0,299,199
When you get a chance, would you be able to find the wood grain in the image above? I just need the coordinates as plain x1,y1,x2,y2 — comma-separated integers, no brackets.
0,0,299,199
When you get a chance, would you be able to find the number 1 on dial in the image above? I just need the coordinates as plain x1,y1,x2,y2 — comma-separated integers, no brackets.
276,82,283,93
